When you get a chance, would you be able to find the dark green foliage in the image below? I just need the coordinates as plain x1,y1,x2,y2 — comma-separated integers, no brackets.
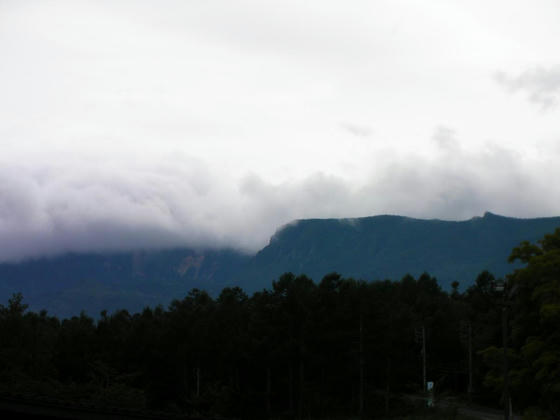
0,272,487,418
501,228,560,417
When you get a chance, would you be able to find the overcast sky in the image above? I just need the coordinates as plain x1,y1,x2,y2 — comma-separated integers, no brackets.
1,0,560,261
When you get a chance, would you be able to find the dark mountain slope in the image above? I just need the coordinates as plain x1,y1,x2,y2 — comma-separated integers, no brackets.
1,212,560,317
0,249,250,318
237,212,560,291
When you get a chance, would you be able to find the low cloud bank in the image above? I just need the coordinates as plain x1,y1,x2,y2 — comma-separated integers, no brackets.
1,140,559,263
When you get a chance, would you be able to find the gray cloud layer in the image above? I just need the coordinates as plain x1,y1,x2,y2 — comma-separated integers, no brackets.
495,67,560,110
2,2,560,262
1,132,559,262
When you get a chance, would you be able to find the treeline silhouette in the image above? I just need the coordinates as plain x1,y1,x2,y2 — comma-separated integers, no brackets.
1,228,559,419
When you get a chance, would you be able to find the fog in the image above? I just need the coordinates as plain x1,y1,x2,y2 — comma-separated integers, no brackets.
1,0,560,261
1,133,559,262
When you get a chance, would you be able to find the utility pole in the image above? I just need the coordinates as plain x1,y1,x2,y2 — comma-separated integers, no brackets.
496,278,514,420
359,314,364,419
195,367,200,398
289,364,294,414
266,367,271,416
468,322,473,399
422,325,427,394
502,304,510,420
385,357,391,416
415,325,427,395
298,358,304,420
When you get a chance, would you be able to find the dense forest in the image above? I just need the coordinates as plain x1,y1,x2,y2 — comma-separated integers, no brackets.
1,228,559,419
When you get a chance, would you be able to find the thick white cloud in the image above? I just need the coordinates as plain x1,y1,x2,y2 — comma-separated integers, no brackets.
1,0,560,261
1,138,559,262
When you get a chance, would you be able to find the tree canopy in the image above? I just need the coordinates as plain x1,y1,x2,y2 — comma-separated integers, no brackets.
1,230,560,418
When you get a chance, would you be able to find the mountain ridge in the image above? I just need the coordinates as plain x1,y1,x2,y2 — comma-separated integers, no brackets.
235,211,560,291
2,212,560,317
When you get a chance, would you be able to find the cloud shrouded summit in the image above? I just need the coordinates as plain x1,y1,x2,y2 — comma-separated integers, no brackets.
1,0,560,261
1,140,560,262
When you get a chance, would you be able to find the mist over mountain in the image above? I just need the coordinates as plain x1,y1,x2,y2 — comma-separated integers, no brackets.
1,212,559,318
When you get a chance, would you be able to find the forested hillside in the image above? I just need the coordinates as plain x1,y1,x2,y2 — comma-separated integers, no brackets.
1,212,559,317
239,212,560,291
0,249,250,318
